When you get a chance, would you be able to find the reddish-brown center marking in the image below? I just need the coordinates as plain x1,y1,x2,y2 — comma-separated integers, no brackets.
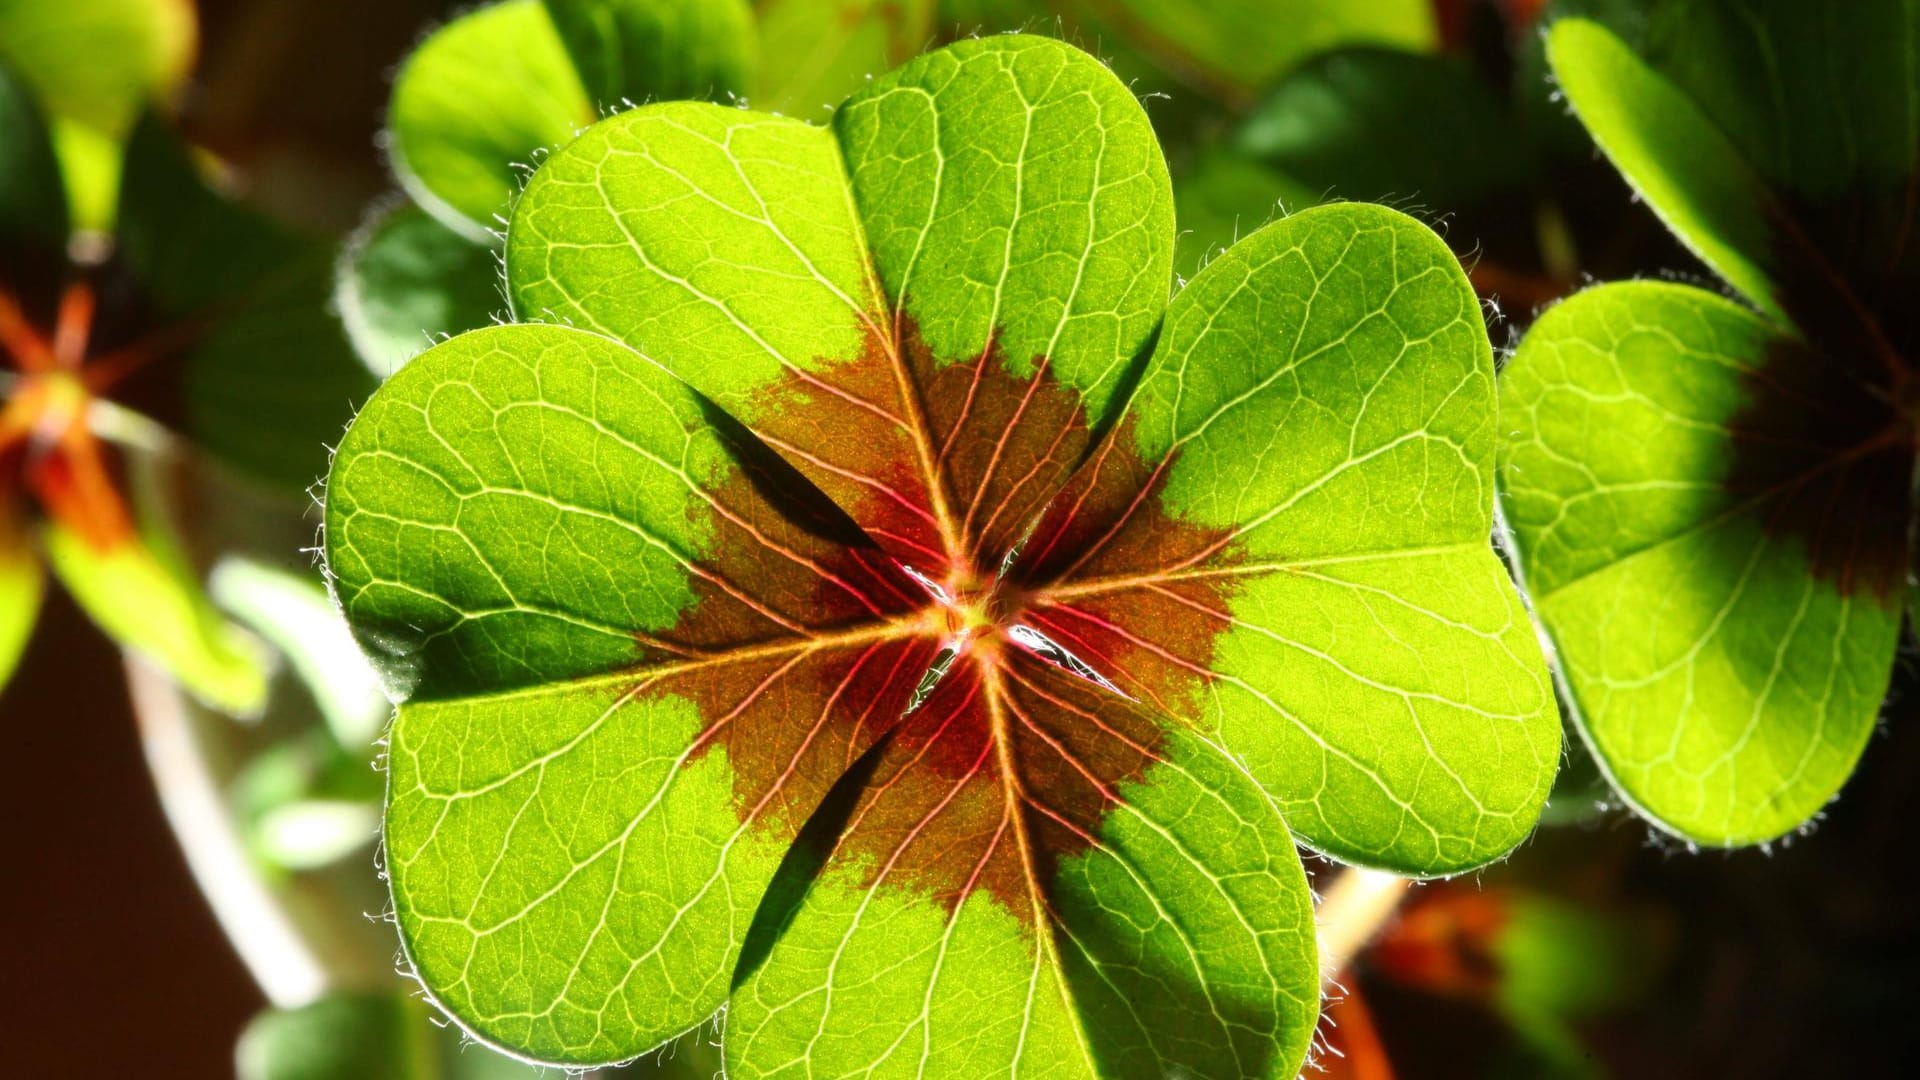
732,328,1251,911
633,304,1259,915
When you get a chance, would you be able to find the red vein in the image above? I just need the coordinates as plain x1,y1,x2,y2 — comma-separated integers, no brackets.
1002,662,1165,770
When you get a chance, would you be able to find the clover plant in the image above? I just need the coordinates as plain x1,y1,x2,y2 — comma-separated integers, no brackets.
325,33,1559,1075
1500,1,1920,846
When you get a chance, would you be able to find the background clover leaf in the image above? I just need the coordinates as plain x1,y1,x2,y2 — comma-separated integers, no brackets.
336,201,504,380
328,32,1555,1076
387,0,753,241
1499,4,1920,844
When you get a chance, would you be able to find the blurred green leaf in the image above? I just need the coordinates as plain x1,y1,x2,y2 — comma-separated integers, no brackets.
0,0,195,229
0,502,41,691
1176,46,1527,270
236,993,433,1080
388,0,751,237
1544,18,1781,321
0,58,70,260
211,556,388,749
254,798,380,871
336,202,502,378
46,504,269,716
1065,0,1434,101
1171,145,1316,272
389,0,597,239
752,0,933,115
545,0,752,109
114,116,376,492
238,991,723,1080
1235,48,1529,211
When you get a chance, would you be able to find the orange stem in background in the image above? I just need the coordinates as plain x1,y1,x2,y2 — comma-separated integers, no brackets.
0,288,55,372
1324,988,1396,1080
83,317,204,394
51,282,96,370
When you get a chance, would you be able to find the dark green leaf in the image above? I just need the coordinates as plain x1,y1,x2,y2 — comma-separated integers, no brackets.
337,202,503,378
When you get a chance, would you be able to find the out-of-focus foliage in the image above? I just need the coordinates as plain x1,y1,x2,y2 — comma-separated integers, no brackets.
0,0,195,227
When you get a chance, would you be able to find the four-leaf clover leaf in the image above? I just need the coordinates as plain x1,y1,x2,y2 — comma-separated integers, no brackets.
326,34,1557,1074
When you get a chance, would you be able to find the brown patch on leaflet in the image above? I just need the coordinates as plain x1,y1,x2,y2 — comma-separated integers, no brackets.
903,317,1096,574
681,627,939,838
1720,336,1912,603
1008,409,1251,722
752,319,950,568
662,309,1244,923
753,311,1112,581
822,645,1168,913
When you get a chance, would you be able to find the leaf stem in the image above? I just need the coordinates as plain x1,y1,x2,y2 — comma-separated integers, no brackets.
124,656,334,1006
1315,866,1412,985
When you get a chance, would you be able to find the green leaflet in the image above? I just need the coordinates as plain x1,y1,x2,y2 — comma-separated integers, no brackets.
387,0,752,238
332,324,934,1064
1501,7,1920,844
1023,203,1559,873
331,34,1556,1074
337,202,503,378
726,714,1317,1079
1500,283,1899,844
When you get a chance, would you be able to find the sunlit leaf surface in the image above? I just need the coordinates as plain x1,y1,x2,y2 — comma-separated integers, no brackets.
1502,6,1919,844
328,34,1556,1073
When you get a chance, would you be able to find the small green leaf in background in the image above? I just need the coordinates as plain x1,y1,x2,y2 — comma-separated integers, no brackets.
212,556,388,749
0,500,42,688
0,0,195,229
44,481,270,716
329,33,1557,1074
239,990,711,1080
387,0,752,238
1500,4,1920,845
1176,46,1529,271
114,115,377,493
1057,0,1434,104
336,202,503,378
0,58,71,264
237,993,433,1080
